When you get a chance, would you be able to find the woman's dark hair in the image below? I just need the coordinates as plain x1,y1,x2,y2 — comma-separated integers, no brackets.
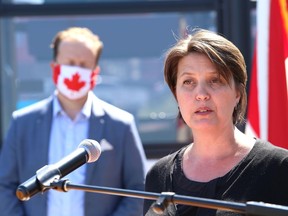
164,29,247,124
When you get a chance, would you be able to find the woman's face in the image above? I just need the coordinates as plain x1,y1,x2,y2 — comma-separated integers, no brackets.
175,53,240,131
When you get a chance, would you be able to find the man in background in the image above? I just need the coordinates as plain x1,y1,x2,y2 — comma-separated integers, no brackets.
0,27,146,216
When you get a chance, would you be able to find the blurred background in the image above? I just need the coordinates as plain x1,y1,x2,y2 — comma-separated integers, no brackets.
0,0,256,160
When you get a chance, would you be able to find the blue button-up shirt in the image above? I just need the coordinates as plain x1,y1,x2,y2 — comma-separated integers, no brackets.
47,92,92,216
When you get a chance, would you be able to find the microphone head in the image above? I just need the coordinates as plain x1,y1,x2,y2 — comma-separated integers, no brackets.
78,139,101,163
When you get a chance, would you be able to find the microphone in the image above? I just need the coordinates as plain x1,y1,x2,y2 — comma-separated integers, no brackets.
16,139,101,201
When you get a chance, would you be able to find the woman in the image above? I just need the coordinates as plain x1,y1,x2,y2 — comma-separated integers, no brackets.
143,29,288,216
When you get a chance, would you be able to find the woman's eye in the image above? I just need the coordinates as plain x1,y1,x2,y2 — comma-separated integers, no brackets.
210,78,222,85
183,80,194,85
183,80,190,85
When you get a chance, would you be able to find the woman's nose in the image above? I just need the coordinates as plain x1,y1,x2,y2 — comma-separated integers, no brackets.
195,84,210,101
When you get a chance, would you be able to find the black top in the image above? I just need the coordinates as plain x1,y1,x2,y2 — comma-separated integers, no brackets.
172,147,229,216
144,139,288,216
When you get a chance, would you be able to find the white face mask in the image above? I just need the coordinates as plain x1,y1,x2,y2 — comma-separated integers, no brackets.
53,64,97,100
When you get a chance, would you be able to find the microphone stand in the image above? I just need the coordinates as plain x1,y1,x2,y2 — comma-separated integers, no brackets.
49,179,288,216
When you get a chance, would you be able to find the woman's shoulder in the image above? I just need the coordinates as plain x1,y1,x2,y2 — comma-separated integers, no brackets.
251,139,288,169
254,139,288,157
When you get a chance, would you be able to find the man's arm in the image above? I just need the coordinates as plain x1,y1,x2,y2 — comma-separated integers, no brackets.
112,118,147,216
0,117,25,216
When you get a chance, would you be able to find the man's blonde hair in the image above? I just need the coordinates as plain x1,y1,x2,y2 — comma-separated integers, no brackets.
50,27,104,66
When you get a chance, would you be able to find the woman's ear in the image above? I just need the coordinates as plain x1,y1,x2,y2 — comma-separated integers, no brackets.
235,88,241,105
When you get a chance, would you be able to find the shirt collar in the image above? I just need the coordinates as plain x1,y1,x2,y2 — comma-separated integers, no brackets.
52,90,92,119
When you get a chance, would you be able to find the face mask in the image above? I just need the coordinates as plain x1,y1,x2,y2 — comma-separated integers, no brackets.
52,64,98,100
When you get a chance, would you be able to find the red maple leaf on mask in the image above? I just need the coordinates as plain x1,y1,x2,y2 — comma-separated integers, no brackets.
64,73,85,91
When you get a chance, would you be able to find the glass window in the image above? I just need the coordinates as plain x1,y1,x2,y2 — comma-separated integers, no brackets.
1,12,216,147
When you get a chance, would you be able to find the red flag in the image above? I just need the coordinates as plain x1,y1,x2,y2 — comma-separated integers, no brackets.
246,0,288,148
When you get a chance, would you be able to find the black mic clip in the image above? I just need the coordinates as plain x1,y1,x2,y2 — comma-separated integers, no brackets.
50,179,70,192
152,192,175,214
35,164,61,193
